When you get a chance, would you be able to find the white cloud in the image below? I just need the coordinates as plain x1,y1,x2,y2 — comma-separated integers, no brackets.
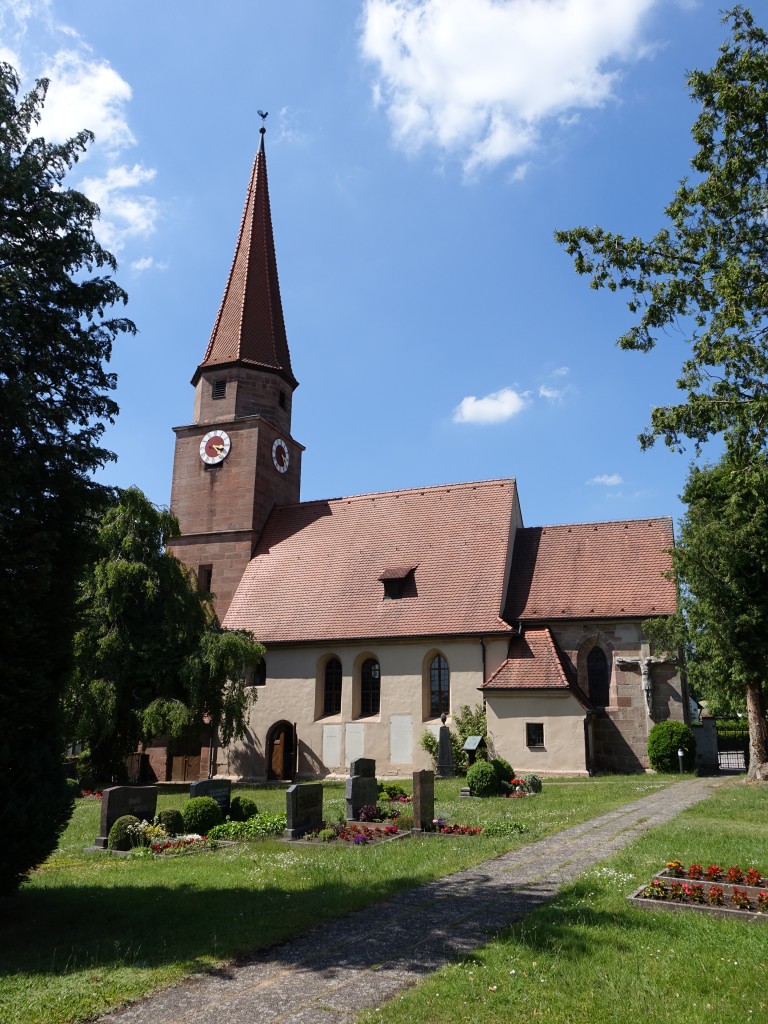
552,366,570,377
539,384,563,400
453,386,529,424
130,255,168,273
588,473,624,486
81,164,158,251
361,0,660,174
38,49,135,150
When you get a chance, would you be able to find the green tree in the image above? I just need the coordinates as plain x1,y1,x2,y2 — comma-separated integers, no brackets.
0,64,135,894
648,453,768,780
66,488,264,777
556,7,768,453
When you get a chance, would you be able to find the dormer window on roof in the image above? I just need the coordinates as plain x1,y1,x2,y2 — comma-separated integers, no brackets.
378,564,417,600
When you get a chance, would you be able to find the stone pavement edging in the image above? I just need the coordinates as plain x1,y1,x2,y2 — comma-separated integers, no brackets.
100,778,718,1024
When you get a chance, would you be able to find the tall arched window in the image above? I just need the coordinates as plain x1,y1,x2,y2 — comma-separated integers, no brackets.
587,646,610,707
323,658,342,715
430,654,450,717
360,658,381,716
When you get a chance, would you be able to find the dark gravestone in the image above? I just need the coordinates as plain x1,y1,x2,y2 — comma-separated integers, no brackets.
189,778,232,817
435,713,455,778
285,784,323,840
346,758,378,820
93,786,158,849
412,770,435,831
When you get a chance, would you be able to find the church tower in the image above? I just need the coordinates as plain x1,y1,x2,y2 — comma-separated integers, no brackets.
169,127,303,618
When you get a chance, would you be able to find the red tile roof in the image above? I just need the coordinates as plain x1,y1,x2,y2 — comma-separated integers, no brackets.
505,519,676,621
193,130,297,389
482,627,570,689
223,479,518,643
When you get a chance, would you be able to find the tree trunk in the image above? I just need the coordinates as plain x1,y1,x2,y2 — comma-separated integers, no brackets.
745,681,768,781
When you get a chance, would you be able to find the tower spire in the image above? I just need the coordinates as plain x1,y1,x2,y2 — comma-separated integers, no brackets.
193,126,297,389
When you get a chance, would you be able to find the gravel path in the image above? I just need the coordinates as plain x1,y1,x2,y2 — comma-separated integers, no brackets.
100,777,718,1024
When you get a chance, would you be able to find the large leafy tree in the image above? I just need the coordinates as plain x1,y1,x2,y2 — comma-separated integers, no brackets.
66,488,264,777
0,64,135,893
556,7,768,777
659,453,768,780
556,7,768,453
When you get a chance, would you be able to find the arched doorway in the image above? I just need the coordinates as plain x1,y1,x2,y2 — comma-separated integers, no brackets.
266,720,296,780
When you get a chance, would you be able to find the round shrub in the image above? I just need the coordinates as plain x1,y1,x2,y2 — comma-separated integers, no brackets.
524,773,543,794
229,795,259,822
647,721,696,772
182,796,223,835
467,760,499,797
490,757,514,785
108,814,141,851
380,782,408,799
156,808,184,836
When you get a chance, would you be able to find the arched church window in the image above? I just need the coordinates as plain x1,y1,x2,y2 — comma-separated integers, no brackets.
430,654,450,717
324,658,342,715
587,646,610,707
360,658,381,716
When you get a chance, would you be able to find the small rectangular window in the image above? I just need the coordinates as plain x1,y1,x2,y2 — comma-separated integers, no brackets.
212,380,227,400
526,723,545,748
198,564,213,592
279,390,286,409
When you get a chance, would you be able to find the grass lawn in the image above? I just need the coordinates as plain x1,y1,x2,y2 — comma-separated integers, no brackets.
0,774,686,1024
358,780,768,1024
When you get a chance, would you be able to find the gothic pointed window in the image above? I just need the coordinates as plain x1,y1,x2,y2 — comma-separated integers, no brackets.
360,658,381,716
324,657,342,716
587,646,610,707
430,654,450,717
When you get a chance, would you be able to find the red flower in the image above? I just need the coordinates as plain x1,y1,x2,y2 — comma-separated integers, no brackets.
707,885,725,906
705,864,723,881
745,867,763,886
687,863,703,879
726,865,744,884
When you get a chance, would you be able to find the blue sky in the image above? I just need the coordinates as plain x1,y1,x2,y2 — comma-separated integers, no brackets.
3,0,732,528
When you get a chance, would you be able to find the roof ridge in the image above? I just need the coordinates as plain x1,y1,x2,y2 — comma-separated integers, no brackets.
273,478,516,511
523,516,673,531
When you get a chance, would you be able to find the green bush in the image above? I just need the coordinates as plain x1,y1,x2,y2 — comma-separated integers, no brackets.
229,795,259,822
396,812,414,830
467,760,499,797
208,812,286,840
108,814,141,851
484,819,528,837
491,757,514,784
647,720,696,772
524,773,543,794
181,796,223,835
379,782,408,799
65,777,81,800
156,808,184,836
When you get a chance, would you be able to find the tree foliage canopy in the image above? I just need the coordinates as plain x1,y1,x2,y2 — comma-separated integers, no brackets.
66,488,264,776
556,7,768,452
0,62,135,893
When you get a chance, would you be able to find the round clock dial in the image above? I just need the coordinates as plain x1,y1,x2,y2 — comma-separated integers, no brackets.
272,438,289,473
199,429,231,465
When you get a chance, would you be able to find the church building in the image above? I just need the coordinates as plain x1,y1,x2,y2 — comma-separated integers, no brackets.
162,129,688,783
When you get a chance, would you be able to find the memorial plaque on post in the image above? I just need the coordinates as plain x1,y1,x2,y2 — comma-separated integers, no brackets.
189,778,232,817
93,786,158,849
412,770,435,831
346,758,379,820
285,784,323,839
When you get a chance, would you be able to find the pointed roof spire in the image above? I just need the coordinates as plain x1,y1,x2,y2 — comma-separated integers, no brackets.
193,125,298,389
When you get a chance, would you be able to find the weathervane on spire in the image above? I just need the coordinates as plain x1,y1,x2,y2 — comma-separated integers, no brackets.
257,109,268,136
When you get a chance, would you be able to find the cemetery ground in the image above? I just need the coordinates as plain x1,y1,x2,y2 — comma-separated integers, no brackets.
0,776,763,1024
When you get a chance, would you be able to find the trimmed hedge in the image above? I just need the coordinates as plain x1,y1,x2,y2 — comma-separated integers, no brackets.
156,808,184,836
647,720,696,772
181,796,222,835
108,814,141,851
229,795,259,822
467,760,499,797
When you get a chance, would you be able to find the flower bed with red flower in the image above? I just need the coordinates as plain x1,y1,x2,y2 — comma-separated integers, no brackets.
305,822,401,844
633,859,768,917
150,836,216,855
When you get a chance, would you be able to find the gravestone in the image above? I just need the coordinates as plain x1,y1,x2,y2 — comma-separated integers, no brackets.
93,785,158,849
435,712,455,778
345,757,378,820
285,783,323,840
189,778,232,817
412,770,435,831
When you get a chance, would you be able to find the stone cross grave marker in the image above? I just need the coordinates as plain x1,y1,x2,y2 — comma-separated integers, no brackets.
412,769,435,831
189,778,232,817
285,783,323,839
93,786,158,849
346,757,378,820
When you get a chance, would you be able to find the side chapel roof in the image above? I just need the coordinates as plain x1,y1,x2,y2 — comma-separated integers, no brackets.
223,479,518,643
193,129,297,389
504,518,676,621
481,627,590,708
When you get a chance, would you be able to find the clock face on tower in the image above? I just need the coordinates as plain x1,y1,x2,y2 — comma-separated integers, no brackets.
272,437,290,473
199,429,231,465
